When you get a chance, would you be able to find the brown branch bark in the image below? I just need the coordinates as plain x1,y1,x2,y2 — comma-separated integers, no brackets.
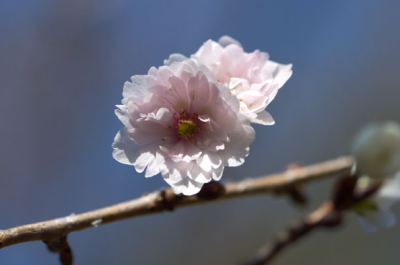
243,202,339,265
44,236,73,265
0,156,354,251
244,174,382,265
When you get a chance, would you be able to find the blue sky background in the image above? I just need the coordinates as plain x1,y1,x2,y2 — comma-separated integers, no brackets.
1,1,400,264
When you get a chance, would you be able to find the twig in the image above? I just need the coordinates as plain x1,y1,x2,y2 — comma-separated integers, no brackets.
244,174,382,265
0,156,353,252
44,236,73,265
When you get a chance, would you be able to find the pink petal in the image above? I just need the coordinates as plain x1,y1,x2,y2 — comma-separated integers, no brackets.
123,75,147,99
218,35,242,48
170,177,204,196
251,110,275,125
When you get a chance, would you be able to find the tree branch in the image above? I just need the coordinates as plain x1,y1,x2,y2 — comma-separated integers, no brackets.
243,201,338,265
44,236,73,265
244,173,382,265
0,156,354,251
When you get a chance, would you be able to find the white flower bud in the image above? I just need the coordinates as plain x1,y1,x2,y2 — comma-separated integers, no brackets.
352,122,400,178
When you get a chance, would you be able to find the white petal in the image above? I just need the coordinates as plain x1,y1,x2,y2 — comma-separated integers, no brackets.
193,40,223,73
166,76,190,111
251,110,275,125
112,128,140,165
197,151,222,172
222,120,255,167
223,147,248,167
123,75,148,99
211,165,224,181
185,142,203,160
145,158,159,178
196,153,213,172
238,90,268,113
148,67,158,77
218,35,242,48
134,151,155,173
156,66,176,87
145,107,173,126
115,107,131,128
188,75,211,113
264,61,293,89
128,108,173,146
228,78,251,93
169,141,185,161
127,128,160,146
198,114,211,123
208,151,222,169
168,141,202,163
188,164,212,183
164,53,188,66
170,177,204,196
157,152,192,184
206,140,225,152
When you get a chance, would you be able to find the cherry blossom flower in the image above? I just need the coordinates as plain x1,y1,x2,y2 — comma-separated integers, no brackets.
191,36,293,125
112,59,255,195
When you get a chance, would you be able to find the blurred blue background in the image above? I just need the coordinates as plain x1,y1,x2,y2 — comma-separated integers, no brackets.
1,1,400,264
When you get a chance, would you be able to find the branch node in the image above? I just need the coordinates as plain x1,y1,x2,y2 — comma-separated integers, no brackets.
157,190,175,211
196,180,226,200
44,236,73,265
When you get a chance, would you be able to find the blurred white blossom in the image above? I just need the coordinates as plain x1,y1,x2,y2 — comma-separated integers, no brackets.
352,121,400,232
352,122,400,178
112,59,254,195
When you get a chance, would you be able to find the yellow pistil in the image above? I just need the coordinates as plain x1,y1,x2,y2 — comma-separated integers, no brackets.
178,119,196,137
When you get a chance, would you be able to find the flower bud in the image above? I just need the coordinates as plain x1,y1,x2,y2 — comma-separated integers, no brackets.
352,122,400,178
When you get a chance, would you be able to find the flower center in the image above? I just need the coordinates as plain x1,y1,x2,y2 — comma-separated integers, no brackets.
178,119,196,137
